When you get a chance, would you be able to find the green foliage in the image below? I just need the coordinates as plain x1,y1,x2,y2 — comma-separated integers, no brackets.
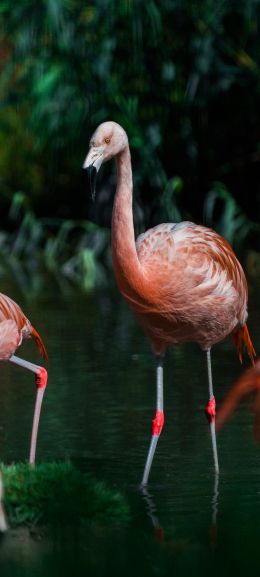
161,176,183,223
0,191,110,291
0,0,260,249
1,461,130,527
203,182,252,246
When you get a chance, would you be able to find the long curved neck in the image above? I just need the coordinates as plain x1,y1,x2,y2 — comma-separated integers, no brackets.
111,146,144,292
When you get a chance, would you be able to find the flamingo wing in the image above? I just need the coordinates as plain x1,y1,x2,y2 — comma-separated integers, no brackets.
135,221,249,351
0,293,48,360
0,319,21,360
136,221,246,309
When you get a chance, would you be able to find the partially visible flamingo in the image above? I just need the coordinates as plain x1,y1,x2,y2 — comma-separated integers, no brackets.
83,121,255,485
216,359,260,441
0,471,8,532
0,292,48,464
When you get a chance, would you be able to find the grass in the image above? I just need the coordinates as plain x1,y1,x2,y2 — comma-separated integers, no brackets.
0,461,130,528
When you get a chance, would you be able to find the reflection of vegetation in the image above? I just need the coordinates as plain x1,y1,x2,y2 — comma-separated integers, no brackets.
1,461,130,527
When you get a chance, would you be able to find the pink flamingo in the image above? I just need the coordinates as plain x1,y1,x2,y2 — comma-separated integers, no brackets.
83,121,255,485
0,292,48,464
217,359,260,440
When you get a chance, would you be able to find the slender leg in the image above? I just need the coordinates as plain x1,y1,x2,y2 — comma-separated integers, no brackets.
0,472,8,532
204,349,219,474
9,354,48,465
141,356,164,486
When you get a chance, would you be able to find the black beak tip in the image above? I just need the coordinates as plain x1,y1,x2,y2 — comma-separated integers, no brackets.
83,165,97,200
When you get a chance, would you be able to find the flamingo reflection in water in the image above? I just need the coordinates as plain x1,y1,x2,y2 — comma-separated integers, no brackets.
83,121,255,485
140,473,219,549
0,292,48,464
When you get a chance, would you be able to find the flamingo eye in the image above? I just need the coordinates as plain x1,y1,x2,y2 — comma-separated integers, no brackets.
104,137,111,144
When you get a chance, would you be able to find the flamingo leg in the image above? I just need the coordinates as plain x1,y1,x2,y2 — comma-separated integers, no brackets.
0,472,8,532
205,349,219,474
9,354,48,465
141,357,164,486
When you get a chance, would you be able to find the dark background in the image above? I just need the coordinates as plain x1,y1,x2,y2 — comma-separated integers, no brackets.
1,0,260,255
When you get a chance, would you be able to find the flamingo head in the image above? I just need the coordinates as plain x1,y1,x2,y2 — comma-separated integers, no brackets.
82,121,128,199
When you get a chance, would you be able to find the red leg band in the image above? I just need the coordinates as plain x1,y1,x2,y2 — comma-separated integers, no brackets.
35,367,48,389
205,397,216,423
152,410,164,436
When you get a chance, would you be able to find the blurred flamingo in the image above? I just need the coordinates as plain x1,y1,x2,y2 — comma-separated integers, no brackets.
83,121,255,485
0,471,8,532
0,292,48,464
216,359,260,441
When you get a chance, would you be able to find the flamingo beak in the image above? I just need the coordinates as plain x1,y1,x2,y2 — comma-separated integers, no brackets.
83,147,104,200
86,165,97,201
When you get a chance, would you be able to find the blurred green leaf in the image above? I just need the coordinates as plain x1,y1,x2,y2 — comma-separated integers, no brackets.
203,181,251,246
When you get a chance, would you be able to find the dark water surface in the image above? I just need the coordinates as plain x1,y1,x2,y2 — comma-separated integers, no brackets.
0,267,259,577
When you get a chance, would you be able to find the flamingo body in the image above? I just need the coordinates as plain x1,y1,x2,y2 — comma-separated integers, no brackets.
120,221,249,356
0,291,48,463
83,121,255,483
0,319,20,361
0,292,47,361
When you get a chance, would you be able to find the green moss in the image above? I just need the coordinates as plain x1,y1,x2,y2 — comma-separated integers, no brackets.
0,462,130,528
